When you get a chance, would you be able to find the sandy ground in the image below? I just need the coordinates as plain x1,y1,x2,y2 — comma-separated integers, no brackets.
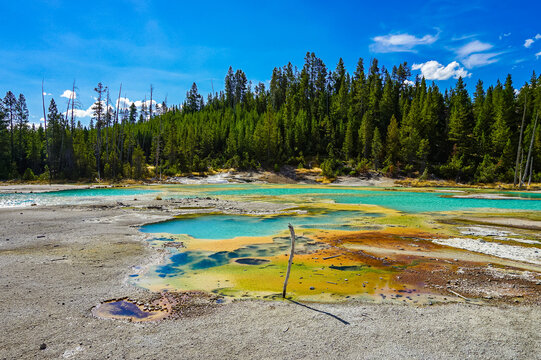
1,192,540,359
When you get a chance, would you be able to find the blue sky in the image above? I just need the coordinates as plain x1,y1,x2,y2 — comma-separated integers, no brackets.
1,0,540,126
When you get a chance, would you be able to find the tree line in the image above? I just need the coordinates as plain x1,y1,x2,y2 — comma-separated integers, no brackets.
0,52,539,184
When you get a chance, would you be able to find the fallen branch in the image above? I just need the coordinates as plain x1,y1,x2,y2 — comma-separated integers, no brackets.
323,255,341,260
448,288,469,301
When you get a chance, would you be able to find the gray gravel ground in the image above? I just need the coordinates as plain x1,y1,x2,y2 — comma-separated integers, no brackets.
0,197,540,359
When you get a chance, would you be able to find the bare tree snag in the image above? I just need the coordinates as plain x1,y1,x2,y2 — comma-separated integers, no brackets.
41,80,51,184
528,157,534,186
149,84,154,119
514,99,527,187
70,81,76,132
522,112,538,186
282,224,296,298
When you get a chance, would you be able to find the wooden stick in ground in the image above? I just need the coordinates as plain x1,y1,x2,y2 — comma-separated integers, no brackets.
282,224,296,298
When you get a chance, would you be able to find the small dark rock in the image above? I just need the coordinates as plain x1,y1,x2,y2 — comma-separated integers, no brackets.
39,343,47,350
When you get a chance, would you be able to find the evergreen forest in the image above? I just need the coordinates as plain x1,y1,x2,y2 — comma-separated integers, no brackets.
1,53,540,184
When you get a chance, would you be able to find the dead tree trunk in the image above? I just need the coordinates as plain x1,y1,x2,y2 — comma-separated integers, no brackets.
521,112,538,186
105,91,110,171
528,158,534,186
282,224,296,298
113,84,122,178
41,80,51,184
70,81,76,132
94,83,106,181
514,99,527,187
149,84,154,119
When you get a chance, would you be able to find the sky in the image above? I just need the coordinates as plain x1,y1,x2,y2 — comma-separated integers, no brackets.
1,0,540,126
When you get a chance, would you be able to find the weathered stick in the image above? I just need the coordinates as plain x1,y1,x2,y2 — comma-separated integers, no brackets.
282,224,296,298
323,255,340,260
448,288,469,301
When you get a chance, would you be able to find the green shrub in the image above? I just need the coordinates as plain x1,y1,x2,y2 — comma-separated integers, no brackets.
355,159,371,174
419,168,429,181
38,166,50,181
22,168,36,181
321,158,339,178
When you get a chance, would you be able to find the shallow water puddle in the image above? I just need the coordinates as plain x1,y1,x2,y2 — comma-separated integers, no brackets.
92,298,169,322
92,291,221,322
140,210,378,239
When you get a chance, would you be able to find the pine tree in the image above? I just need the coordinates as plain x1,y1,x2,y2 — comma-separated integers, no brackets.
129,103,137,124
385,115,400,166
371,127,383,170
3,91,17,171
225,66,235,107
92,83,106,179
47,98,63,178
15,94,29,173
0,100,10,178
448,77,474,159
358,112,372,159
185,83,203,112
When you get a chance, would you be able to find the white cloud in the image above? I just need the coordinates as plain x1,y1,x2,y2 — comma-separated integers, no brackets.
63,97,160,120
64,105,93,119
451,34,478,42
133,99,157,108
403,79,415,86
536,51,541,58
42,92,52,96
462,52,501,68
116,97,158,110
456,40,493,57
524,34,541,48
63,101,110,119
370,32,438,53
454,40,500,68
60,90,76,99
524,39,534,48
412,61,471,80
